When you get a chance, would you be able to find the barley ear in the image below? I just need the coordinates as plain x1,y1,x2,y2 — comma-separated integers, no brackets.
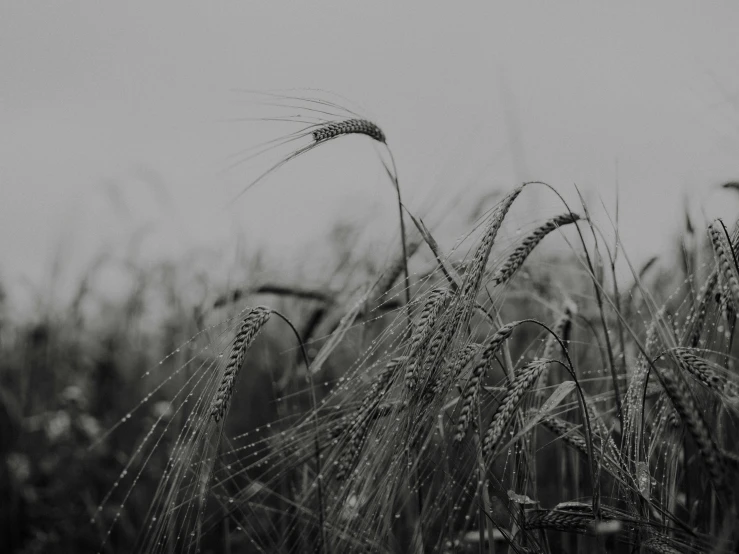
657,353,729,499
405,288,452,390
482,359,550,458
455,322,517,441
538,300,576,393
312,119,386,144
709,220,739,309
210,307,272,423
492,213,581,286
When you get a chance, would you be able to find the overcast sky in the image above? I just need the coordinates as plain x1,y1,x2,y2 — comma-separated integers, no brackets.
2,2,739,305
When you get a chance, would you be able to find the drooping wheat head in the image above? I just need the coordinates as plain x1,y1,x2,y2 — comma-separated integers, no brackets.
672,347,739,400
404,288,452,390
709,220,739,309
430,341,482,398
657,352,729,499
482,358,550,459
359,355,406,414
492,212,581,286
455,322,517,441
312,119,386,144
210,306,272,423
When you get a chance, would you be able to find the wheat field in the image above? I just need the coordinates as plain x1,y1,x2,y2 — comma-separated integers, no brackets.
3,105,739,554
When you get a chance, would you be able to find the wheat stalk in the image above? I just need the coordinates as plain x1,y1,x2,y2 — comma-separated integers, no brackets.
210,307,272,423
455,322,517,441
492,213,581,286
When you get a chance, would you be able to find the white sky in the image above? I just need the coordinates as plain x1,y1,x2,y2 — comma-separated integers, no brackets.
2,2,739,306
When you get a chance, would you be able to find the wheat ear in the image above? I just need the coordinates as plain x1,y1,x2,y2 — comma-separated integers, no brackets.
537,301,576,393
421,186,523,379
312,119,386,143
641,537,683,554
524,508,595,534
537,413,620,477
404,288,452,390
463,186,523,301
435,343,480,391
492,213,581,286
709,220,739,308
455,322,517,441
210,307,272,423
672,348,738,400
336,357,404,481
689,270,719,347
657,354,728,498
359,356,406,413
482,359,550,458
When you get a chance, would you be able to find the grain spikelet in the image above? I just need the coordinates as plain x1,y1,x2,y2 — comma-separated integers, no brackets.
538,414,589,454
312,119,386,144
336,401,396,481
415,325,455,390
335,411,375,481
708,220,739,308
429,342,481,398
405,288,452,389
537,413,620,476
463,186,523,301
524,503,635,534
424,186,523,379
524,507,594,533
657,355,728,498
210,306,272,423
642,537,683,554
584,398,620,464
455,322,517,441
672,348,739,400
482,359,550,458
335,356,406,479
689,271,719,347
538,301,576,393
360,356,406,413
623,316,661,442
492,213,581,286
